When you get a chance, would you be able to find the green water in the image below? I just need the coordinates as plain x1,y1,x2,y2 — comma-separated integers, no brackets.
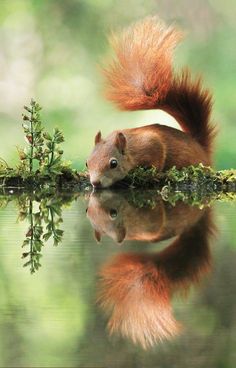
0,190,235,368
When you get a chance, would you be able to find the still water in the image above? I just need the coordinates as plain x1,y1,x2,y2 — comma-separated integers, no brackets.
0,189,235,367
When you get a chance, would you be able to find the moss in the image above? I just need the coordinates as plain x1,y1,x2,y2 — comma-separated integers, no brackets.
124,164,236,191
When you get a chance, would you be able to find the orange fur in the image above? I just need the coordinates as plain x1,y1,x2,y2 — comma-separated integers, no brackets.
97,210,215,349
161,70,216,155
98,253,180,349
104,17,215,148
104,16,182,110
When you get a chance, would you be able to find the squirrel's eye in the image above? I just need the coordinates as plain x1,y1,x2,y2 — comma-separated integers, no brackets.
86,161,88,168
109,208,117,219
109,158,118,169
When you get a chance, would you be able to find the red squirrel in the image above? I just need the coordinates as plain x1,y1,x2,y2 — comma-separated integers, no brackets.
87,16,216,188
86,190,203,243
97,209,214,348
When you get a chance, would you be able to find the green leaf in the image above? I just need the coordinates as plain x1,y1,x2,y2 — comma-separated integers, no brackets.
43,232,52,241
43,132,52,141
23,260,32,268
22,239,30,247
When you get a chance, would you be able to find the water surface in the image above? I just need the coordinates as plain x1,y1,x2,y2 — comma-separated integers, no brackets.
0,190,235,367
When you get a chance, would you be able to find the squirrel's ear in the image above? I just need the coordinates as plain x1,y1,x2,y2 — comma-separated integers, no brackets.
94,229,101,243
95,131,102,145
115,132,126,154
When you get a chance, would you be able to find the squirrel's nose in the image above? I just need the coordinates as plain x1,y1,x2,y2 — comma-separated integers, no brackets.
92,180,101,188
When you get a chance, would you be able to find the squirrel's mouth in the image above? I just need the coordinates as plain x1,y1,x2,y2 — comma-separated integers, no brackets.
91,181,111,190
91,181,102,189
90,176,116,189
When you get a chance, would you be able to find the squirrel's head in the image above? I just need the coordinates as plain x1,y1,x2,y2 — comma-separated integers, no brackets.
86,190,127,244
86,131,130,188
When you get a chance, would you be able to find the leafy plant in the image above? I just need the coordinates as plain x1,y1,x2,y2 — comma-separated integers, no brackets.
0,99,81,189
18,99,69,178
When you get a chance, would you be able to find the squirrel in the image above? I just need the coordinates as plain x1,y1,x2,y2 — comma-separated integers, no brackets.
86,190,203,243
97,209,214,348
86,16,216,188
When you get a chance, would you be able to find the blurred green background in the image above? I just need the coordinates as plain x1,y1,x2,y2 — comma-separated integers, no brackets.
1,3,236,367
0,0,236,170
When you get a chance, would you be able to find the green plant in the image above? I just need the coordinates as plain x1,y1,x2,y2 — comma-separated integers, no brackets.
0,99,82,189
18,99,69,178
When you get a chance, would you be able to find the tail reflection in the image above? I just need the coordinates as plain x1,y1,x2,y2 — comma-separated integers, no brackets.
95,194,215,349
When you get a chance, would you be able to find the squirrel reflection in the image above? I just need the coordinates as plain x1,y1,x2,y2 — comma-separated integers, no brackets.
86,191,215,349
87,190,204,244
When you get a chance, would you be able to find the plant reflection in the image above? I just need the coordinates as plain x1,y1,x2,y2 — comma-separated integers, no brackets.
88,191,216,349
20,196,65,273
0,190,77,273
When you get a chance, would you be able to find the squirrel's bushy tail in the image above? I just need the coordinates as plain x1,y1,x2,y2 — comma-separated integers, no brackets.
103,16,216,155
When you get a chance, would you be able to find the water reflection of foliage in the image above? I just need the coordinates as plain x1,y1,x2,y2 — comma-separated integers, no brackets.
124,187,236,209
21,197,64,273
0,186,235,275
0,191,77,273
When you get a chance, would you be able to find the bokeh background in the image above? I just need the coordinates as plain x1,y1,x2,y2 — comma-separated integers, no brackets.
1,1,236,367
0,0,236,170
